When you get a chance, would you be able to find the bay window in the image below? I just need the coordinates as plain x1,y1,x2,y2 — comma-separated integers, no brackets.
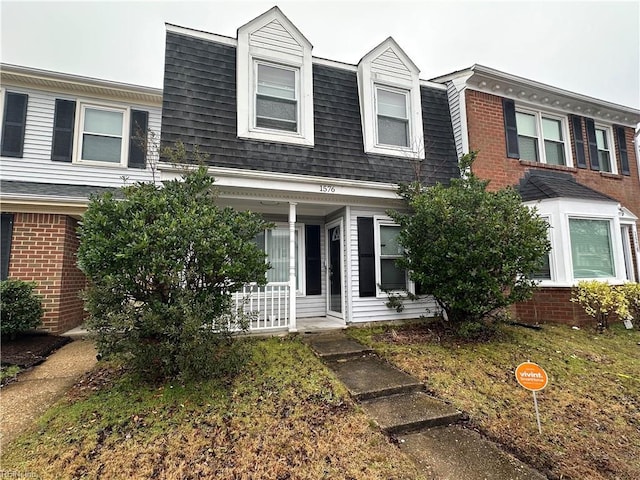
569,218,615,279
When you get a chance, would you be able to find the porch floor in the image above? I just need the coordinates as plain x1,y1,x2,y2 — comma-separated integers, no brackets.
296,316,346,333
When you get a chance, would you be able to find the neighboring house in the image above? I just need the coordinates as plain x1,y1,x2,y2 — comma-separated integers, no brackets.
432,65,640,324
159,7,459,332
0,64,162,333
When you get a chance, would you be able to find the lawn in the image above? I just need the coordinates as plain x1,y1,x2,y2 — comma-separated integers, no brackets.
348,322,640,480
1,337,423,480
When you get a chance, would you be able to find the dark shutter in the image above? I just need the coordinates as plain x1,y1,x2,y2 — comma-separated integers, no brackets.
1,92,28,158
128,110,148,169
585,118,600,171
305,225,321,295
571,115,587,168
615,126,630,175
357,217,376,297
1,213,14,280
51,99,76,162
502,98,520,159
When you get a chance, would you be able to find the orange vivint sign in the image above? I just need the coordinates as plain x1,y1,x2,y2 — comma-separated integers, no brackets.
515,362,548,391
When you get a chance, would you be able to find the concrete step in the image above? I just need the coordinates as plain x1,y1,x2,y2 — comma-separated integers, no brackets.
361,391,464,435
328,355,423,400
399,425,547,480
305,334,372,360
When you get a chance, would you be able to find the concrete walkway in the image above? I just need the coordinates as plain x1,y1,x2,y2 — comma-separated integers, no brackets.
0,338,97,450
306,332,546,480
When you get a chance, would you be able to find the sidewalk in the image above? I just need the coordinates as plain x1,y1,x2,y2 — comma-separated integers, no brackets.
0,338,97,450
306,331,546,480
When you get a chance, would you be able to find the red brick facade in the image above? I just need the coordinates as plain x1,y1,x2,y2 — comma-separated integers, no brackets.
465,89,640,326
7,213,85,334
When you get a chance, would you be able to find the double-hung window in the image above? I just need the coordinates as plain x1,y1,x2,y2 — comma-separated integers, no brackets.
256,225,303,293
376,87,409,148
255,63,298,133
376,221,407,292
515,110,567,166
569,218,615,279
594,127,612,172
78,105,126,164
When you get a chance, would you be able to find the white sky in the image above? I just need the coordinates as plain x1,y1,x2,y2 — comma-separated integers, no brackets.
1,0,639,108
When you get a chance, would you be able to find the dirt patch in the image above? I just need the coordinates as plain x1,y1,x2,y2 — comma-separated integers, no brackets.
1,332,71,368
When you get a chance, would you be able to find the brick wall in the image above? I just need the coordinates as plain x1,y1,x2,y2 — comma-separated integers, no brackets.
7,213,85,334
513,288,592,326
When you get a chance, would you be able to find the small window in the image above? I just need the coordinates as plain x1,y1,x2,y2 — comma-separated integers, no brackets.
516,110,567,166
595,127,612,172
569,218,615,279
79,105,126,164
516,112,539,161
376,87,409,147
255,63,298,133
377,223,407,291
541,117,565,166
530,217,552,281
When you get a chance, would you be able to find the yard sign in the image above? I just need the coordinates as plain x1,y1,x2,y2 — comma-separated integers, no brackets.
515,361,548,434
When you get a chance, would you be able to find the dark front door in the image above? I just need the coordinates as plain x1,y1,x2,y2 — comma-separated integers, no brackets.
328,223,342,314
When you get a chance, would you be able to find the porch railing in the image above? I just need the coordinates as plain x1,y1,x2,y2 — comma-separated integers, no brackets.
232,282,290,331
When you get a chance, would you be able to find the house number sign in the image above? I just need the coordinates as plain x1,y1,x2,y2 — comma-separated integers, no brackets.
320,185,336,193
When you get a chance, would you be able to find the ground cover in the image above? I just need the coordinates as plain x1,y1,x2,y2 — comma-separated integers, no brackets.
1,336,424,480
1,333,70,386
348,322,640,480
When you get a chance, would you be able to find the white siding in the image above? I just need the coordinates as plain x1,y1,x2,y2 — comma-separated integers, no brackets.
348,207,438,323
446,81,464,159
249,19,303,57
0,85,161,188
371,48,412,83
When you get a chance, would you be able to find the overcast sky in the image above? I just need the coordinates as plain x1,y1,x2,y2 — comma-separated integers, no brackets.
2,1,639,108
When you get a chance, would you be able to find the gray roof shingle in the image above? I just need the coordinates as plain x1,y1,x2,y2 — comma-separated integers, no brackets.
516,170,616,202
1,180,118,199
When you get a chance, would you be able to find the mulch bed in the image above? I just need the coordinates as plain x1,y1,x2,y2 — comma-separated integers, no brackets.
1,332,71,368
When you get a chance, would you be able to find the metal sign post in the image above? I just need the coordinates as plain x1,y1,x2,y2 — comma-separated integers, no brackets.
515,361,548,434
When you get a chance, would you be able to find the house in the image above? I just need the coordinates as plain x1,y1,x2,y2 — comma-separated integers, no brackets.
158,7,459,332
431,65,640,324
0,63,162,334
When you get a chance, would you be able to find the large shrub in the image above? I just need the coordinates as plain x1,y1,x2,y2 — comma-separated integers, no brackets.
77,165,270,379
390,152,550,329
0,279,44,338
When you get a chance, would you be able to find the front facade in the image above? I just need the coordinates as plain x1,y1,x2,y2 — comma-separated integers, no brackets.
159,7,459,332
0,64,162,333
433,65,640,324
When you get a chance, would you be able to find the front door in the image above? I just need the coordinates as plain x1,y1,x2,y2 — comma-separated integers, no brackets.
327,220,343,317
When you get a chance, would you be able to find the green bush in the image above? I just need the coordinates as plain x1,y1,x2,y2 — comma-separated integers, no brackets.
0,279,44,338
77,163,270,380
390,152,550,326
571,280,629,332
618,282,640,322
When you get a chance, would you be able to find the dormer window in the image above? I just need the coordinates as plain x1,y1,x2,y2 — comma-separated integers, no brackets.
255,63,298,132
376,87,409,147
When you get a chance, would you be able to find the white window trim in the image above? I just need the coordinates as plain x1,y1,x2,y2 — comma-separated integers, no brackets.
374,216,413,297
74,102,129,167
374,84,411,149
594,123,618,174
567,215,617,281
516,107,573,167
531,215,557,285
262,222,306,297
236,8,314,147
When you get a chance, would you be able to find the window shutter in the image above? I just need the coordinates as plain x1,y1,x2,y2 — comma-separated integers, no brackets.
305,225,321,295
51,99,76,162
1,92,28,158
128,110,148,169
585,118,600,171
357,217,376,297
502,98,520,159
1,213,14,280
615,126,630,175
570,115,587,168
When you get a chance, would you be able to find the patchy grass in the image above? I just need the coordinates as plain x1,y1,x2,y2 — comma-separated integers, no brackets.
1,337,424,480
348,322,640,480
0,365,21,386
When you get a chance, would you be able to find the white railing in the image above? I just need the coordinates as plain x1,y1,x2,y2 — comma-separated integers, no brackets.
232,282,290,331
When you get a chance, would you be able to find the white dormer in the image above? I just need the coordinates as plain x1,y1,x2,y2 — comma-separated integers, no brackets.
357,38,424,159
236,7,314,147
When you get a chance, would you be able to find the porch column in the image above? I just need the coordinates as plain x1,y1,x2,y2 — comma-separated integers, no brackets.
288,202,297,332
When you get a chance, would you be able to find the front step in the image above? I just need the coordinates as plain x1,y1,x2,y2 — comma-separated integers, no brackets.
305,334,372,360
361,391,464,435
328,355,423,401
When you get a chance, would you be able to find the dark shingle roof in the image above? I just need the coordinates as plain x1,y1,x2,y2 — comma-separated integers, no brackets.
516,170,616,202
1,180,118,199
160,31,459,186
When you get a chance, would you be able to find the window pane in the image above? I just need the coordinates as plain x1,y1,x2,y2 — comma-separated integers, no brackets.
380,226,403,256
377,117,408,147
82,134,122,162
380,259,406,290
84,109,123,136
377,89,407,119
257,64,295,100
570,219,614,278
518,136,539,161
598,151,611,172
544,140,565,165
542,117,562,142
531,253,551,280
256,96,296,122
595,129,607,149
516,112,537,137
263,229,300,289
